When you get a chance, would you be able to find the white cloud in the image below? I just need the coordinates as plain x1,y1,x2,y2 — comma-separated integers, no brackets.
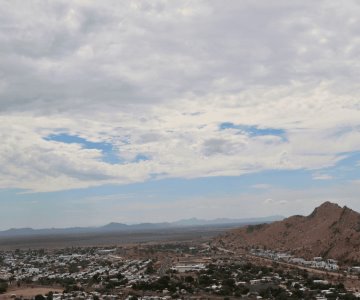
312,173,333,180
1,81,360,192
1,1,360,192
263,198,288,206
263,198,274,205
252,184,272,190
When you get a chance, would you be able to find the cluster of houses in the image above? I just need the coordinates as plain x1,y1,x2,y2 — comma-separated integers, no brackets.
51,291,180,300
0,248,157,296
250,249,340,271
2,245,360,299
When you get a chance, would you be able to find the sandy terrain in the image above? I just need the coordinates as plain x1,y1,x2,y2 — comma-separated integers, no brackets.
0,287,63,299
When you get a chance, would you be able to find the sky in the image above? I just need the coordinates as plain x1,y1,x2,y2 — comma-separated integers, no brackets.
1,1,360,229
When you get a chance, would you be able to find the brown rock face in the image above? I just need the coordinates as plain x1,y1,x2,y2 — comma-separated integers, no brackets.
215,201,360,263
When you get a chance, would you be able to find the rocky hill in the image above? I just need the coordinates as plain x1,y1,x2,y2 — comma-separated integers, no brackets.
215,202,360,263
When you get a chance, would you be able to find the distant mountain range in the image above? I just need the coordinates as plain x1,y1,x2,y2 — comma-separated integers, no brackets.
0,216,283,238
214,201,360,263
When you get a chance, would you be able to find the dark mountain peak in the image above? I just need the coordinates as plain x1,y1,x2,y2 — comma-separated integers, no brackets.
317,201,342,211
102,222,128,229
308,201,342,218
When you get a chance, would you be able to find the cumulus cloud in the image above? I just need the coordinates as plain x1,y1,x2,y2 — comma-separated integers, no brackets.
252,184,272,190
312,173,333,180
1,1,360,192
263,198,274,205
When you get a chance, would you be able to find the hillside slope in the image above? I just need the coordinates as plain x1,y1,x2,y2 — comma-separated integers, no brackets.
215,202,360,263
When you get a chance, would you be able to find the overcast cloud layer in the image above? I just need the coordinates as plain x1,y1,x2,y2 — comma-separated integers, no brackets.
1,0,360,195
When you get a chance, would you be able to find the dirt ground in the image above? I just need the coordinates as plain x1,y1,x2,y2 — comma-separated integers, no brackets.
0,287,63,299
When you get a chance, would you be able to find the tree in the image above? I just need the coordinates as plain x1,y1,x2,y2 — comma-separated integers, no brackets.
45,292,53,300
0,281,8,294
145,262,155,274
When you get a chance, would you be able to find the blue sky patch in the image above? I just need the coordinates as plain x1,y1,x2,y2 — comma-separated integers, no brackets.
44,133,123,164
134,154,150,162
315,151,360,181
219,122,286,140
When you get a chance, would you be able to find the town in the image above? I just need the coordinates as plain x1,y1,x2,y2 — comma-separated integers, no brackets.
250,249,340,271
1,243,360,300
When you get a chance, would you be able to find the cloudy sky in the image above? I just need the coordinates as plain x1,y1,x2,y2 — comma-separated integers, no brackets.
1,0,360,229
